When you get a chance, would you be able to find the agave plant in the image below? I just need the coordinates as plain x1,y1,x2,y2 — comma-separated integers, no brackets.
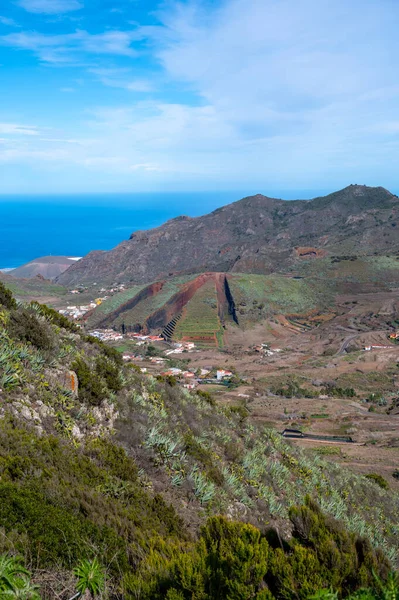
0,555,40,600
189,467,216,505
72,558,104,599
0,369,21,391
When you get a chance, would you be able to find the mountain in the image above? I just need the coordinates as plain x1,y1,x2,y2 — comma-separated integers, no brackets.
11,255,80,280
57,185,399,286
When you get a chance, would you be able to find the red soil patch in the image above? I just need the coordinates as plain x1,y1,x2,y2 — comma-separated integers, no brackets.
295,247,327,258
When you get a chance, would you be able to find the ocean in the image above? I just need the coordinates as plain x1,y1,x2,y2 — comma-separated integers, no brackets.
0,192,245,270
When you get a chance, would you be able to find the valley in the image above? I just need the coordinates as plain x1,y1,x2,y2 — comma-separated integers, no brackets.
1,184,399,598
3,186,398,498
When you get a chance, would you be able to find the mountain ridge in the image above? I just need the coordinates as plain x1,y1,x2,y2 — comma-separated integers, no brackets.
57,185,399,286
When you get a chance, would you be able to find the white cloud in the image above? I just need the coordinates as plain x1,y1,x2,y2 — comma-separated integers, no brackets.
129,162,162,171
0,16,19,27
2,0,399,191
16,0,83,14
0,29,140,63
126,80,154,92
89,68,154,92
0,123,39,135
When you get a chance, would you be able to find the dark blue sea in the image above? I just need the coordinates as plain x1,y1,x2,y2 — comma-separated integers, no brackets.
0,189,333,269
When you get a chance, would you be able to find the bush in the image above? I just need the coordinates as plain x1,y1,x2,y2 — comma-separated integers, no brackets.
7,308,55,351
365,473,389,489
30,301,79,332
95,355,122,393
0,419,186,579
196,389,216,406
71,357,105,406
0,282,17,310
146,498,391,600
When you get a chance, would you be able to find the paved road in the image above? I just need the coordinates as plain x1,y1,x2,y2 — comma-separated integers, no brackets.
336,334,359,356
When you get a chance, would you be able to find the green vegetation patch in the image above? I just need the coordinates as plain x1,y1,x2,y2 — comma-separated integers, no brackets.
6,279,67,298
174,279,224,344
289,255,399,288
111,275,197,328
89,284,147,318
0,419,186,576
229,273,333,320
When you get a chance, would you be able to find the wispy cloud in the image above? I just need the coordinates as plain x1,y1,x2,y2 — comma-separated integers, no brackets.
0,16,20,27
89,67,154,92
2,0,399,192
16,0,83,14
0,123,39,135
0,29,140,63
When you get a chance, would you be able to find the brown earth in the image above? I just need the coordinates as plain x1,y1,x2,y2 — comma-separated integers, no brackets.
168,288,399,489
11,256,78,280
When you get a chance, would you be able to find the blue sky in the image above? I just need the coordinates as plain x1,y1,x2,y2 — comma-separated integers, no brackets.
0,0,399,194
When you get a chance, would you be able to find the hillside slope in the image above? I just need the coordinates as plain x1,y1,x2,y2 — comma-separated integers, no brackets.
86,272,334,342
57,185,399,286
11,255,79,280
0,281,398,598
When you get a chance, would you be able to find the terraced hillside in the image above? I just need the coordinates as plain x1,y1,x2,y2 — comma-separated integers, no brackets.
87,275,199,331
86,271,337,346
88,273,229,345
173,278,225,347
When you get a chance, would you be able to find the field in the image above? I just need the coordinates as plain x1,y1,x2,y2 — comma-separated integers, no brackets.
173,279,224,346
88,284,147,320
4,277,67,300
109,275,197,329
175,285,399,492
228,273,333,322
284,256,399,287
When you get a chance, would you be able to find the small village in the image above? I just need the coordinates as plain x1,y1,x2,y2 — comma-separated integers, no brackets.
81,326,237,390
59,283,127,320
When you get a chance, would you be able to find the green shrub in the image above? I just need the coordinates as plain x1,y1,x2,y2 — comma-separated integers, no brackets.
148,498,391,600
7,308,55,351
95,355,122,393
0,419,186,579
71,357,105,406
159,517,270,600
0,282,17,310
365,473,389,490
30,301,79,332
196,389,216,406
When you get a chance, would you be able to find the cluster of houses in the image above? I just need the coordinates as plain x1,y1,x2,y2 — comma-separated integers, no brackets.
69,284,127,295
122,354,167,365
252,343,282,356
59,303,98,320
165,342,196,355
160,367,234,389
120,351,235,389
64,283,129,318
127,333,164,342
89,329,124,342
364,344,393,351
